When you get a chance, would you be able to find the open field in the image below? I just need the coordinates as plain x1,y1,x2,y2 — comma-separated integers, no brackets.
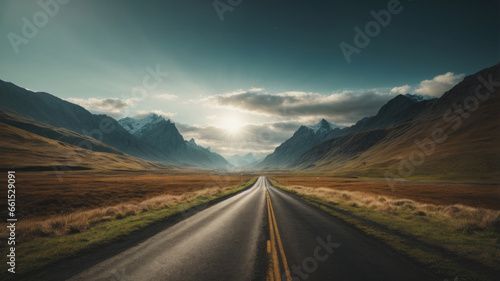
264,174,500,210
0,170,253,220
269,178,500,280
0,173,257,279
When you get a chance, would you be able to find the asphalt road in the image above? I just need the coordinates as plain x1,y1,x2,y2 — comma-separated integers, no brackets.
67,176,438,281
265,177,438,281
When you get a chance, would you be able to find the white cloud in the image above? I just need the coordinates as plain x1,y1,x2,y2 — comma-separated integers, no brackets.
201,71,466,127
135,110,176,119
390,85,411,95
202,89,397,125
153,94,178,100
414,72,465,97
66,97,139,118
176,120,303,157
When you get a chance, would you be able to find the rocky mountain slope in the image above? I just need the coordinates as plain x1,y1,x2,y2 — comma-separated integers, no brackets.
0,80,229,169
289,63,500,182
119,114,231,169
259,119,341,168
260,94,435,169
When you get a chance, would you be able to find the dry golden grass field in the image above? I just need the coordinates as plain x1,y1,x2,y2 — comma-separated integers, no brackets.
268,176,500,279
1,170,253,220
0,171,255,243
266,174,500,210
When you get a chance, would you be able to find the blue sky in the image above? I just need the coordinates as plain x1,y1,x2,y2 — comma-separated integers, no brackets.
1,0,498,156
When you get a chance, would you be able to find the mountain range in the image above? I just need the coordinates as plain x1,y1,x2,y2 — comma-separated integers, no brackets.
119,114,230,169
259,119,341,168
0,81,161,161
260,94,436,169
259,63,500,182
226,153,260,168
0,80,230,170
1,62,498,181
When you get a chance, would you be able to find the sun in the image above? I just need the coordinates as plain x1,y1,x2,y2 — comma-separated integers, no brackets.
221,117,243,135
223,117,242,134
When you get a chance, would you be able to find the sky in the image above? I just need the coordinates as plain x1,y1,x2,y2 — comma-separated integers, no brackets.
0,0,499,157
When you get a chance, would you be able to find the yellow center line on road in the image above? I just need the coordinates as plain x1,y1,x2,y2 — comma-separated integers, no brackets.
267,190,280,280
266,189,292,281
266,239,274,281
269,194,293,281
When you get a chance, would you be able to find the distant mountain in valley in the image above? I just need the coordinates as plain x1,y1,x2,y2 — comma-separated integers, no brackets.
119,114,231,169
227,153,258,168
259,119,342,168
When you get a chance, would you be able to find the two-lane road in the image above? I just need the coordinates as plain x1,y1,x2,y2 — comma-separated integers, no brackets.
66,176,438,281
69,177,269,281
265,177,438,281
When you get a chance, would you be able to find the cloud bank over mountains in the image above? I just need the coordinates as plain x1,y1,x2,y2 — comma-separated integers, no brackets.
176,121,301,157
203,89,391,125
202,72,463,124
414,72,465,97
66,72,464,156
66,97,139,118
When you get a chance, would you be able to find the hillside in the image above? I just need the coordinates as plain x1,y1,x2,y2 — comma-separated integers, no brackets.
0,80,231,169
342,94,436,136
292,129,389,170
291,63,500,183
119,114,231,169
0,109,123,155
0,80,164,161
260,119,341,168
0,121,169,172
260,95,435,170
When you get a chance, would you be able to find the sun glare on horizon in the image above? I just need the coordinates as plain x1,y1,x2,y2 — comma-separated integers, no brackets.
221,117,244,135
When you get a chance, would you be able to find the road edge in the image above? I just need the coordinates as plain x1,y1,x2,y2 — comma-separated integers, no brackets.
267,178,497,281
15,177,260,281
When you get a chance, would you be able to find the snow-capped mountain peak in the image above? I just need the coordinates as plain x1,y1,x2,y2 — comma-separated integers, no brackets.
307,119,339,134
118,113,166,136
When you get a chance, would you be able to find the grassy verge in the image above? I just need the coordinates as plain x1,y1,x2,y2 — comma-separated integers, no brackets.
269,178,500,281
0,177,257,280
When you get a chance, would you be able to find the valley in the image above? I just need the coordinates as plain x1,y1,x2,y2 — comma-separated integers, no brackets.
1,2,498,280
0,56,499,281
